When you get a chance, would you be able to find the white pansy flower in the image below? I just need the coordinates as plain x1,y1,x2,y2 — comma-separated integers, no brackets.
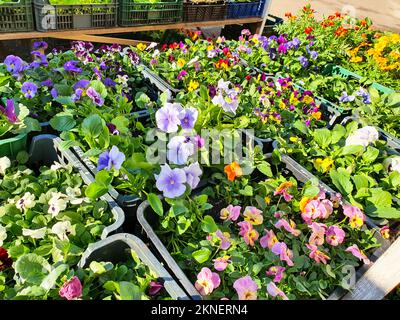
152,49,160,59
187,56,199,66
48,192,68,218
22,227,47,239
116,74,129,88
65,187,85,205
0,225,7,246
345,126,379,147
0,157,11,175
15,192,36,212
50,162,64,171
147,42,157,50
51,221,74,241
384,156,400,173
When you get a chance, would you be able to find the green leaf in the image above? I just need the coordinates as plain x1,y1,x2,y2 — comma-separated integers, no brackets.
352,175,369,191
90,261,114,275
147,193,163,216
362,147,379,163
90,80,107,98
118,281,141,300
111,116,129,135
330,168,353,195
50,113,76,132
314,128,331,148
201,215,218,233
177,216,191,235
192,248,211,264
96,170,113,186
366,206,400,219
257,162,273,177
303,186,320,198
15,254,51,285
40,264,68,291
293,120,309,135
367,189,392,207
239,185,253,196
135,92,151,109
81,114,105,138
340,145,364,156
85,182,109,199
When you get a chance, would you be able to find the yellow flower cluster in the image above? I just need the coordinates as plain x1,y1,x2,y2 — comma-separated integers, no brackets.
367,34,400,71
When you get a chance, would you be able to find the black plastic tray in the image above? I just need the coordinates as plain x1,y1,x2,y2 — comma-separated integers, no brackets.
79,233,189,300
29,134,125,239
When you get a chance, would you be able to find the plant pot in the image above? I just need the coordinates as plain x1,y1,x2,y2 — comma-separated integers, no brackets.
73,14,92,29
79,233,190,300
0,133,28,158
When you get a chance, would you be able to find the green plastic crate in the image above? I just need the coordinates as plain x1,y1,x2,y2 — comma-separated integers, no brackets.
118,0,183,26
0,133,28,158
0,0,34,33
323,64,396,95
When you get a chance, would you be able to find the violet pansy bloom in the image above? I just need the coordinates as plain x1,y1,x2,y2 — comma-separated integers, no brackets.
50,88,58,99
148,281,164,296
183,162,202,189
155,164,187,199
267,282,289,300
0,99,18,124
156,103,182,133
33,41,48,50
345,244,371,265
339,91,355,103
64,60,82,73
97,146,125,171
179,108,198,130
41,79,53,88
104,78,116,87
298,56,308,68
167,136,195,165
72,88,83,102
73,79,90,90
192,135,205,149
195,267,220,296
4,55,24,74
233,276,258,300
86,87,104,106
21,82,38,99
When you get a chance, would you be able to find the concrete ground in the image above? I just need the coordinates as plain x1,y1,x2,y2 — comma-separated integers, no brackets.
267,0,400,32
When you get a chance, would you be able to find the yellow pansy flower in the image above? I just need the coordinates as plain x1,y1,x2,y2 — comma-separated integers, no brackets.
136,43,147,51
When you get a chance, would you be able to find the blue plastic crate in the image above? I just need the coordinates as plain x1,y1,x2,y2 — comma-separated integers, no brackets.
227,0,269,19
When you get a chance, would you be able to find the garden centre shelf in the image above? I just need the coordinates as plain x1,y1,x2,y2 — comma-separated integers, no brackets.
0,17,264,44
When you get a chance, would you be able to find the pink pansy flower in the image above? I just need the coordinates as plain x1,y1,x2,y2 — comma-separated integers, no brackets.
317,190,326,200
275,219,301,237
308,222,327,246
302,200,321,223
206,234,213,241
260,229,278,249
319,200,333,219
243,206,263,225
238,221,259,246
274,211,285,219
267,282,289,300
195,267,221,296
266,266,286,283
330,193,342,208
271,242,294,266
326,225,345,246
215,230,231,250
343,205,365,229
213,256,231,271
233,276,259,300
274,189,293,202
306,244,331,264
59,276,83,300
345,244,371,265
220,205,241,221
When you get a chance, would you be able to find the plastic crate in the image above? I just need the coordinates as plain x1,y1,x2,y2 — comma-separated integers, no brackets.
0,0,34,33
226,0,267,19
323,64,396,95
29,134,125,239
0,133,28,158
183,1,227,22
118,0,183,27
79,233,190,300
262,14,283,37
34,0,117,32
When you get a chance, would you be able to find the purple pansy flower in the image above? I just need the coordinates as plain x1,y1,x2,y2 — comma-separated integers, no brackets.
103,78,116,87
298,56,309,68
183,162,202,189
21,82,38,99
309,50,318,60
73,79,90,90
72,88,83,102
355,87,371,104
0,99,18,124
179,108,198,130
86,87,104,106
278,44,287,54
33,41,48,50
51,88,58,99
148,281,164,296
106,123,120,136
41,79,53,88
215,230,231,250
4,55,24,74
93,67,102,80
177,70,187,81
339,91,355,103
192,135,205,149
97,146,126,171
167,136,195,165
155,103,182,133
64,60,82,73
155,164,187,199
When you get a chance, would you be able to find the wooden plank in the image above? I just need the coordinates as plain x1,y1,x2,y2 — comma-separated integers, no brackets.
343,236,400,300
0,18,263,41
49,34,153,46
